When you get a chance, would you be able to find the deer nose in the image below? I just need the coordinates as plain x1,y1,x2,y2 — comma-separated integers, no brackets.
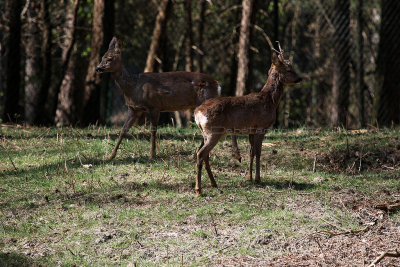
95,66,103,73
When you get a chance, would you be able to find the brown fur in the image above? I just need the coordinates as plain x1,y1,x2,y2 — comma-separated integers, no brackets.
96,37,241,160
194,52,302,195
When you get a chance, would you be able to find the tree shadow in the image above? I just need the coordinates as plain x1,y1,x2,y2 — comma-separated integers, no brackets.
91,131,203,142
73,179,193,206
1,127,204,142
259,179,317,191
0,252,38,267
317,142,400,174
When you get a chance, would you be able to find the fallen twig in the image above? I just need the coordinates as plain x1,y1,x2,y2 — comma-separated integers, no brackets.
209,212,218,236
313,153,317,173
8,155,18,172
374,200,400,212
259,196,265,209
0,144,18,172
382,165,396,170
136,240,144,248
313,236,328,262
37,127,51,139
67,247,76,256
297,192,315,195
318,226,370,237
368,250,400,267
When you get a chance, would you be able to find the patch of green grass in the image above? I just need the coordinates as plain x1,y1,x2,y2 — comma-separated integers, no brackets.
1,125,399,265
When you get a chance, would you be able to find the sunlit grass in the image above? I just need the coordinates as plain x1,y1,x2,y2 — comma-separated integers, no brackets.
0,125,399,265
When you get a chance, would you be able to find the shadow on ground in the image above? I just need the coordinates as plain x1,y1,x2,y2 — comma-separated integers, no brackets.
0,252,38,267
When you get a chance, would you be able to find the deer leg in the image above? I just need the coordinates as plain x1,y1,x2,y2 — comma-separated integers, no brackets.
108,108,141,159
231,135,242,162
193,139,204,160
204,154,217,188
196,159,203,196
246,134,255,181
149,110,160,159
197,139,205,152
196,134,223,195
254,134,264,183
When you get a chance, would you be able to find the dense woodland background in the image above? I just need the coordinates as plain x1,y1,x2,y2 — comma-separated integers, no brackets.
0,0,399,128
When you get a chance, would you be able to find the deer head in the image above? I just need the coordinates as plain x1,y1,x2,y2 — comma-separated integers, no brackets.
96,37,123,73
270,43,302,84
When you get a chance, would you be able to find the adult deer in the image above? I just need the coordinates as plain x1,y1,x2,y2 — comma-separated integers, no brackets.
194,45,302,195
96,37,241,160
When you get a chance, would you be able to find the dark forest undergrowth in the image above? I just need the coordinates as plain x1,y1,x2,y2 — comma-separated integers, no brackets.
0,124,399,266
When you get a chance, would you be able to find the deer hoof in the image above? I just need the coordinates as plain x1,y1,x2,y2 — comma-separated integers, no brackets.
246,174,252,181
107,153,116,160
195,189,202,196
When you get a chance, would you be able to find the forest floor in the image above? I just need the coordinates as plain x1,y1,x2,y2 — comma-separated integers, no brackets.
0,124,399,266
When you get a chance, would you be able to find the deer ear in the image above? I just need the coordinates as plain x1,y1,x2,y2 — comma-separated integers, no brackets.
109,37,117,49
271,52,280,65
115,39,123,50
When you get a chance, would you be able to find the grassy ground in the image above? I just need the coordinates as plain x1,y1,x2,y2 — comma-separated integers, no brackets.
0,124,399,266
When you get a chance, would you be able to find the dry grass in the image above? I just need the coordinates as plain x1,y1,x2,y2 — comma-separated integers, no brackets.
0,124,399,266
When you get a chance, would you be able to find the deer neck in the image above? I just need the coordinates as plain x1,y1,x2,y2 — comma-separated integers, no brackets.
112,66,139,96
261,67,286,109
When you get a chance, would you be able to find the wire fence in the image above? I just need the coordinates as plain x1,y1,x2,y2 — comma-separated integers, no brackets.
91,0,400,128
271,0,397,128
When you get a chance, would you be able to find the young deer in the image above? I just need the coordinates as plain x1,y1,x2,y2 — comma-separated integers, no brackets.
194,46,302,195
96,37,241,160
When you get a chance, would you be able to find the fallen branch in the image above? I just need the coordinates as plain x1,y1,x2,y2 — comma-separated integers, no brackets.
8,155,18,172
375,200,400,212
318,226,370,237
36,127,51,139
0,144,18,172
313,236,328,262
368,250,400,267
312,153,317,173
209,212,218,236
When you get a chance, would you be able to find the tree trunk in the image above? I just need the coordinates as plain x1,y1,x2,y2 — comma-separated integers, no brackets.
24,0,42,125
173,34,185,128
377,0,400,126
82,0,106,124
99,0,115,123
55,50,78,127
36,0,52,125
273,0,280,127
235,0,254,96
0,44,2,106
178,0,194,126
2,0,22,122
184,0,193,72
356,0,365,127
144,0,170,73
246,0,258,91
54,0,79,126
330,0,350,127
195,0,206,73
228,0,242,96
